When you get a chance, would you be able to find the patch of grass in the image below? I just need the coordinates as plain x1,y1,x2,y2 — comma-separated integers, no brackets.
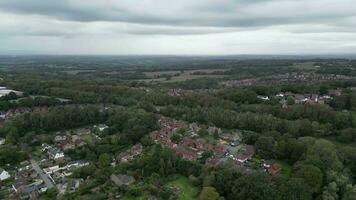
81,134,94,143
168,176,199,200
279,160,292,178
32,146,42,159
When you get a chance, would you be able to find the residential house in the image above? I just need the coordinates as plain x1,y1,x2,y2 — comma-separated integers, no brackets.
32,106,49,113
17,184,39,199
54,134,67,143
257,95,270,101
48,148,64,160
130,143,143,156
41,143,51,152
265,162,282,176
220,133,242,146
0,168,10,181
94,124,109,132
276,93,284,98
68,179,82,192
110,174,135,188
181,138,204,150
5,107,31,120
12,177,28,193
66,160,89,170
294,95,308,104
12,167,47,199
207,126,222,135
328,89,342,97
305,99,318,105
0,112,5,120
188,123,201,135
60,141,76,151
159,116,186,130
172,146,198,161
75,128,91,136
43,165,61,175
235,145,255,163
116,143,143,163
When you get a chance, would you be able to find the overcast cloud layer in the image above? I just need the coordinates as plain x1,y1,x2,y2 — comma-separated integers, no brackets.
1,0,356,55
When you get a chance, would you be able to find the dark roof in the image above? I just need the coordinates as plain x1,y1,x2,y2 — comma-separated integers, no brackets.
110,174,134,187
22,184,39,194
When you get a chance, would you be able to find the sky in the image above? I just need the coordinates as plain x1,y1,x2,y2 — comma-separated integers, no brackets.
0,0,356,55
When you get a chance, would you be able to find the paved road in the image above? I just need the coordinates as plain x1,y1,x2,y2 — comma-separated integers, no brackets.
30,159,54,189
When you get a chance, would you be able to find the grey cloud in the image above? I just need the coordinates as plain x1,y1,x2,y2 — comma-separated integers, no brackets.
1,0,356,55
0,0,355,29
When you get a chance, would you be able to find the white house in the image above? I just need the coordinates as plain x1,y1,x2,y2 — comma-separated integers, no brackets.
0,168,10,181
0,137,5,145
43,165,61,174
257,95,270,101
94,124,109,132
41,143,51,152
54,135,67,142
0,113,5,120
66,160,89,169
48,148,64,160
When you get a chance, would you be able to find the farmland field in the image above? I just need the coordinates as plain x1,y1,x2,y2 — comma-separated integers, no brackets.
141,69,228,83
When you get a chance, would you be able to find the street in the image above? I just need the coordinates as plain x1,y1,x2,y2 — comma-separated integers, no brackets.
30,159,54,189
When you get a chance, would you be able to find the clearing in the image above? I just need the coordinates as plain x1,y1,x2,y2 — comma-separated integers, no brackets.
168,176,199,200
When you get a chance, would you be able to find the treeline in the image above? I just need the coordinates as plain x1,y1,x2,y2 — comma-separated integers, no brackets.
160,105,331,138
0,105,158,143
0,96,64,111
239,104,354,130
8,105,105,134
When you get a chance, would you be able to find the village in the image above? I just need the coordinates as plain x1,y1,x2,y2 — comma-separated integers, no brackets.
149,116,283,176
255,87,346,107
221,72,354,87
0,124,108,199
0,113,287,199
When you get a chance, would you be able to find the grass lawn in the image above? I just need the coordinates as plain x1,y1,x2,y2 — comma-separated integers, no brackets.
168,176,199,200
32,146,42,160
81,134,94,143
279,160,292,178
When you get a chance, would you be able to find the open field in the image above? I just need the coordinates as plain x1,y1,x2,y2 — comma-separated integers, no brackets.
168,176,199,200
292,62,318,70
141,69,228,83
63,70,96,75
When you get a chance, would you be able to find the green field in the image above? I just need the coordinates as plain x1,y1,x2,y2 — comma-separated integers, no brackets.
168,176,199,200
141,69,227,83
279,160,292,178
81,134,94,143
